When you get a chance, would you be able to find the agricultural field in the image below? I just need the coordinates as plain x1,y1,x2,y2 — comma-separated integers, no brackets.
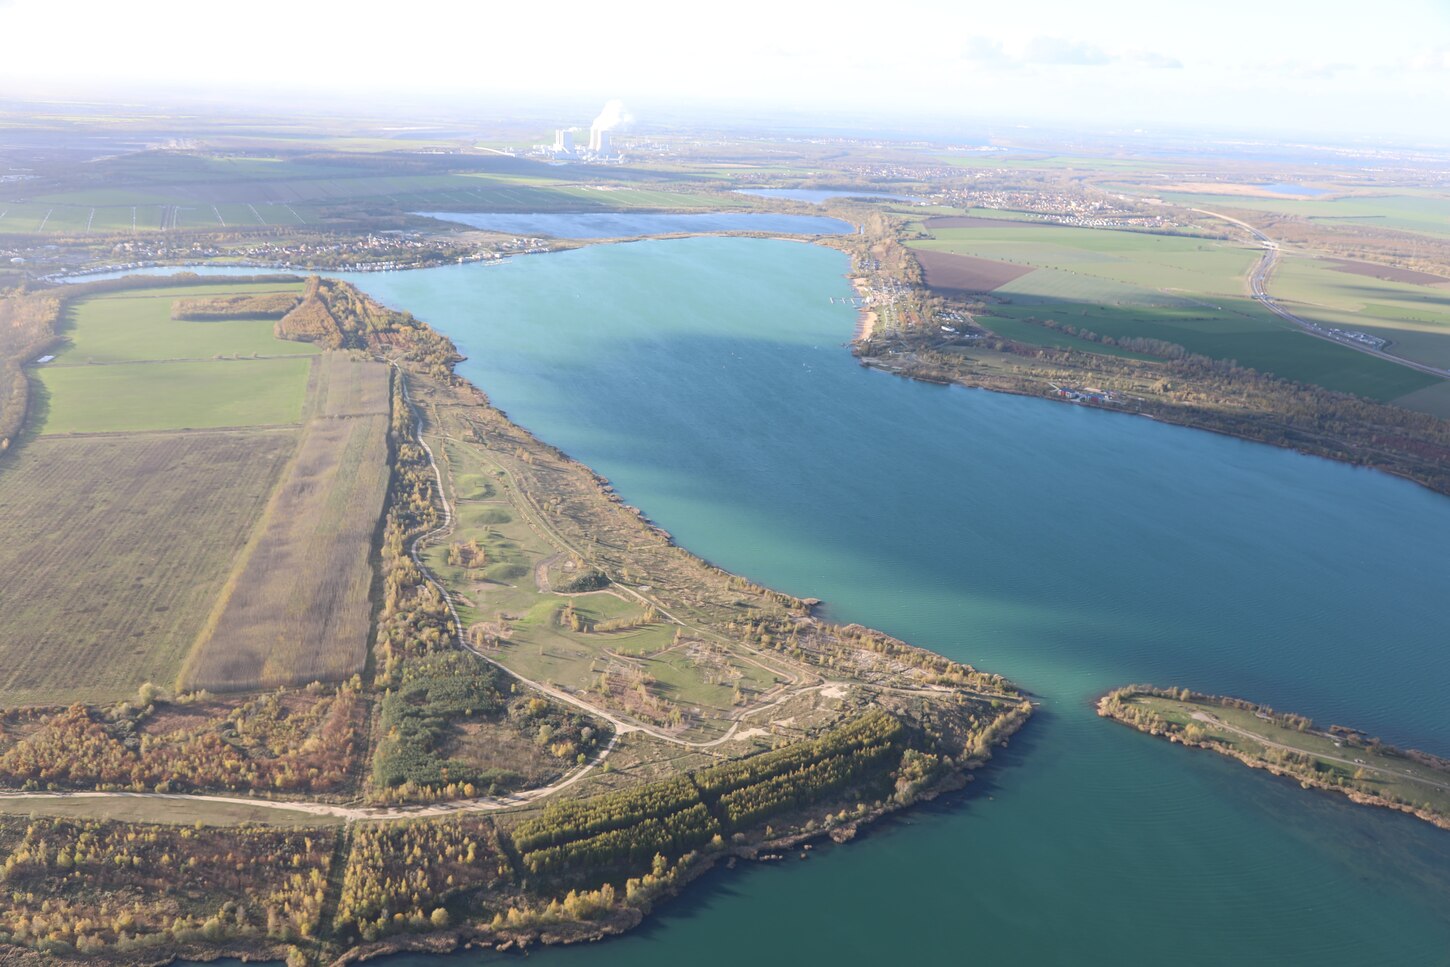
911,221,1440,399
1270,255,1450,369
33,282,315,434
0,430,295,706
0,146,745,235
182,357,392,691
1146,191,1450,240
0,280,395,705
36,357,312,434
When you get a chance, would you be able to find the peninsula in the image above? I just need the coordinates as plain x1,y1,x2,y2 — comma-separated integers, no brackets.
1098,685,1450,832
0,274,1030,964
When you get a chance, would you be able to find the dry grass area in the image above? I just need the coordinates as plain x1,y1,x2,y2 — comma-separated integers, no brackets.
181,355,392,691
916,248,1036,295
0,430,296,706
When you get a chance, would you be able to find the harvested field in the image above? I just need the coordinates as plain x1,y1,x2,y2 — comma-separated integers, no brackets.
0,430,296,706
916,248,1036,294
1326,258,1450,287
181,356,392,691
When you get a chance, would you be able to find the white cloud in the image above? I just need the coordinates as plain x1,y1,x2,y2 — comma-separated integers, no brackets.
1410,46,1450,70
1022,36,1113,66
1127,50,1184,70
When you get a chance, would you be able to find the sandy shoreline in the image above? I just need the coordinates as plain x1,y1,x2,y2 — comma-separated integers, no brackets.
850,275,876,340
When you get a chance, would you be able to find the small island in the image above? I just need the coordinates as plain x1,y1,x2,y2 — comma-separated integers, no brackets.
1098,685,1450,831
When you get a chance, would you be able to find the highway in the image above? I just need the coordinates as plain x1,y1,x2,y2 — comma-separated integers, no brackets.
1194,208,1450,380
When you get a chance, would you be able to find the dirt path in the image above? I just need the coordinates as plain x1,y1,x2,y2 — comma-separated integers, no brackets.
1191,711,1450,794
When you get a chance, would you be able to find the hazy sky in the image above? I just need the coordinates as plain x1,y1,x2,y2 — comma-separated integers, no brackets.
2,0,1448,142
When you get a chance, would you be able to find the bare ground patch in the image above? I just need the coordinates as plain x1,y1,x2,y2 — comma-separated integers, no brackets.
916,249,1036,295
1325,258,1450,287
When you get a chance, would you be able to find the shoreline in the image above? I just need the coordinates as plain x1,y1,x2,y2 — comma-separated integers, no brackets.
0,271,1030,966
851,341,1450,501
1097,686,1450,834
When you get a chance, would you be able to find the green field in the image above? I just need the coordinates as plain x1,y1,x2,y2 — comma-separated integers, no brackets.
37,357,311,434
54,284,311,363
34,284,316,434
1270,256,1450,369
913,223,1439,399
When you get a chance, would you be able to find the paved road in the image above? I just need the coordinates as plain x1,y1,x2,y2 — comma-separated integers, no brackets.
1194,208,1450,380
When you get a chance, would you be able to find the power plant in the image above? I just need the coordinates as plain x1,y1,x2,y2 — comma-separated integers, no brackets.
537,101,628,162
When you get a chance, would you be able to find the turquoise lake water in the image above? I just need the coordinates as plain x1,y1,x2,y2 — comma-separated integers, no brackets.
412,211,854,238
335,236,1450,965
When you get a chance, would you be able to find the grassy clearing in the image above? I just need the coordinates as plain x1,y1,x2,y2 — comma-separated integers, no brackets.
36,356,312,434
53,285,312,363
0,430,295,706
182,356,391,692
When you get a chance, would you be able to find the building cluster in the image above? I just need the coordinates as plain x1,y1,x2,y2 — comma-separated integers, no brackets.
41,232,555,280
537,125,622,163
941,186,1173,229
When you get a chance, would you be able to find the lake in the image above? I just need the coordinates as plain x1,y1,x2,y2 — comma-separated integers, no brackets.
1253,183,1329,197
335,236,1450,965
412,211,854,238
731,188,921,204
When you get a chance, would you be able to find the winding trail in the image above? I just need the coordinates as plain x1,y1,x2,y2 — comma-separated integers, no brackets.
0,366,962,823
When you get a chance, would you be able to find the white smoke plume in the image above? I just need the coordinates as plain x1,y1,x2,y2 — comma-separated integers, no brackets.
591,99,633,132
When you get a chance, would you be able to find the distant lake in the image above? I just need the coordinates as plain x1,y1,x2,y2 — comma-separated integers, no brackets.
732,188,921,204
413,210,854,238
1253,183,1329,197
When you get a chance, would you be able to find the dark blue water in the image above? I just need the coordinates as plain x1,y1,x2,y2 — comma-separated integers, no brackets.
412,211,854,238
338,236,1450,965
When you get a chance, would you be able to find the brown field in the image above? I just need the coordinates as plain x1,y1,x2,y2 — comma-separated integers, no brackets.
1325,258,1450,287
916,248,1036,295
0,430,296,706
181,355,392,691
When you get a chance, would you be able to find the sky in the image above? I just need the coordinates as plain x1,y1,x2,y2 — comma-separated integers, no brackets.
1,0,1448,143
